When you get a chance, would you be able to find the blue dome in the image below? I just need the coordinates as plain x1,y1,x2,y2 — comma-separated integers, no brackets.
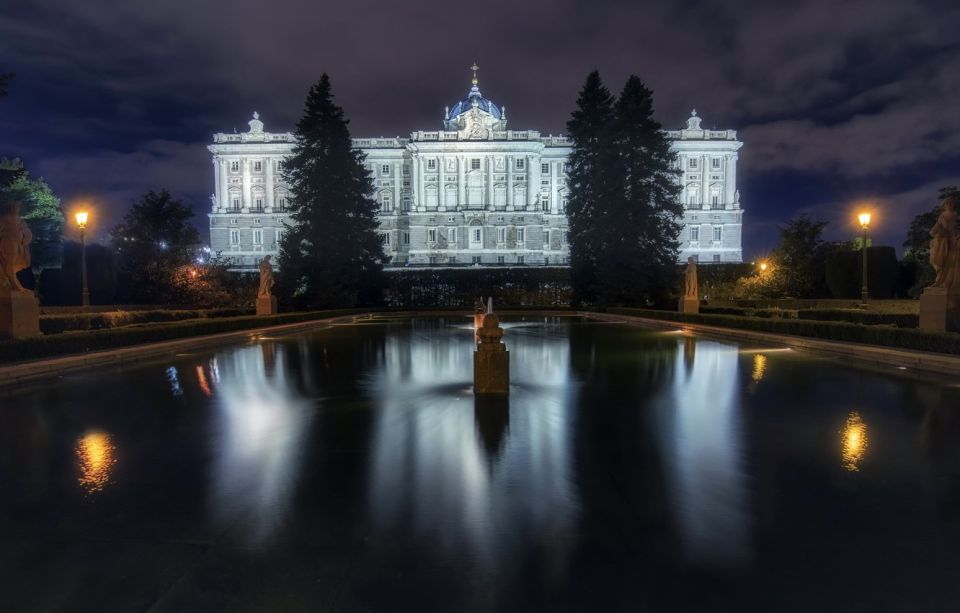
448,86,502,120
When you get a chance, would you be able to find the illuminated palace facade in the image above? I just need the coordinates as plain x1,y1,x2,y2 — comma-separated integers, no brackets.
208,71,744,270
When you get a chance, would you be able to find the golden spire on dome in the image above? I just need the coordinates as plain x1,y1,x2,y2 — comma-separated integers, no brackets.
471,62,479,87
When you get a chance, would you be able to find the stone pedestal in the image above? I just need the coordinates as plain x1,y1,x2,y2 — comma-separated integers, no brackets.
474,313,509,395
256,295,277,316
0,290,40,339
474,349,509,395
679,297,699,314
919,287,960,332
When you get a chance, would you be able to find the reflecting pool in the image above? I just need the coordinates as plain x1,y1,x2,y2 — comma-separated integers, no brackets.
1,315,960,611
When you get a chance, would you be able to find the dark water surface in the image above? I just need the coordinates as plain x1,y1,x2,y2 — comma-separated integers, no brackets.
2,315,960,612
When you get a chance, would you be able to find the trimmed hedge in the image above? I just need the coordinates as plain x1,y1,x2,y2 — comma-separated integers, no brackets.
384,267,571,308
0,309,362,365
796,308,918,328
605,307,960,355
39,308,254,335
701,306,797,319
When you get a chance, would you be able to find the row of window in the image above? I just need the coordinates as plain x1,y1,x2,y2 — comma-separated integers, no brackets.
418,227,564,246
689,227,724,241
228,160,284,173
682,157,724,170
689,254,724,263
228,228,285,246
376,160,571,176
228,196,288,212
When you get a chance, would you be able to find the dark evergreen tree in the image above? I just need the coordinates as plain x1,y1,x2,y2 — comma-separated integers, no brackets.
772,214,829,297
277,74,386,308
565,71,615,306
598,76,682,306
111,189,200,303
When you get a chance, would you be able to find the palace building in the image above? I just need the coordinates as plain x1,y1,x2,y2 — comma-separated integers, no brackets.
208,68,744,270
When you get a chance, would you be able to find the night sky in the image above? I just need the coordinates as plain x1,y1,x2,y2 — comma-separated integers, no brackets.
2,0,958,256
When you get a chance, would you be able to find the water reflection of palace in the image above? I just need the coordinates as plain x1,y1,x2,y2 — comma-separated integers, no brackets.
208,342,313,546
366,320,578,576
656,338,752,569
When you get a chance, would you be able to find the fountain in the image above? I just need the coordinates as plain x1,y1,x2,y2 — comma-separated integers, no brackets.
474,299,509,395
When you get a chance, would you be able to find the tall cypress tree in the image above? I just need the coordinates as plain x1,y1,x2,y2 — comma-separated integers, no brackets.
566,71,615,306
598,75,682,306
277,74,386,308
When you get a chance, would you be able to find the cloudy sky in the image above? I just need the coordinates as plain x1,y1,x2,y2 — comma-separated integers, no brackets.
2,0,958,255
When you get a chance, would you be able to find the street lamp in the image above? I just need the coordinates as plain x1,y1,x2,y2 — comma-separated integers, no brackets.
858,212,871,305
759,261,769,273
75,210,90,307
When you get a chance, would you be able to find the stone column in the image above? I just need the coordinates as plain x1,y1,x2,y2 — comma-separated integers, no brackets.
265,157,275,213
212,158,220,212
726,154,738,209
506,155,514,211
415,156,424,211
550,161,559,214
458,155,466,209
527,155,538,209
486,155,493,209
241,158,251,213
393,161,401,214
701,154,708,210
219,158,229,213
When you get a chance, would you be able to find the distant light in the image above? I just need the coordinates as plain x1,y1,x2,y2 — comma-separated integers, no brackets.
858,212,871,228
159,241,168,250
75,210,89,228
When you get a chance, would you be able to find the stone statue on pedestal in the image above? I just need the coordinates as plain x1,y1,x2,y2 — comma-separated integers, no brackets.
0,201,32,292
0,200,40,338
679,256,699,314
258,255,274,297
256,255,278,316
920,195,960,332
929,196,959,290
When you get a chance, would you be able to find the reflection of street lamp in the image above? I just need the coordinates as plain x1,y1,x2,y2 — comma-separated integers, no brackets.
858,212,871,304
75,211,90,307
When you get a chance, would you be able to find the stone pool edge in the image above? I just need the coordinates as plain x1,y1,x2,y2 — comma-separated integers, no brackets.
587,311,960,377
0,312,370,389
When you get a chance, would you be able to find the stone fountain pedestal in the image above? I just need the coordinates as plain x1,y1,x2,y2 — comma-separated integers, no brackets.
0,289,40,339
474,313,509,395
919,287,960,332
256,295,278,316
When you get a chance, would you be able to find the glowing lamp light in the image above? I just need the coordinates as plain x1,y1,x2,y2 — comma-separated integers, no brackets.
75,211,89,228
759,261,769,272
841,412,868,472
858,212,871,228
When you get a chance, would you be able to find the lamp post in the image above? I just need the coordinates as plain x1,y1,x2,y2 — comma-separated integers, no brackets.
75,211,90,308
858,212,871,305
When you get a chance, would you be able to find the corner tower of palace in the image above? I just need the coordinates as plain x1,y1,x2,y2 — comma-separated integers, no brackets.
208,68,744,270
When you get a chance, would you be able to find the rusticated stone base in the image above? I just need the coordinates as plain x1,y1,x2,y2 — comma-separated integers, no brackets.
0,290,40,339
678,297,699,314
920,287,960,332
474,349,509,395
256,295,278,316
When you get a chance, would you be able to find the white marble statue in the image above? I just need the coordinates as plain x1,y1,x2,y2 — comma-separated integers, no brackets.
258,255,274,297
684,256,698,299
0,201,32,292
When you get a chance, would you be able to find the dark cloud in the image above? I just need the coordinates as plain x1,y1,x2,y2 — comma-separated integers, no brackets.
2,0,958,253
